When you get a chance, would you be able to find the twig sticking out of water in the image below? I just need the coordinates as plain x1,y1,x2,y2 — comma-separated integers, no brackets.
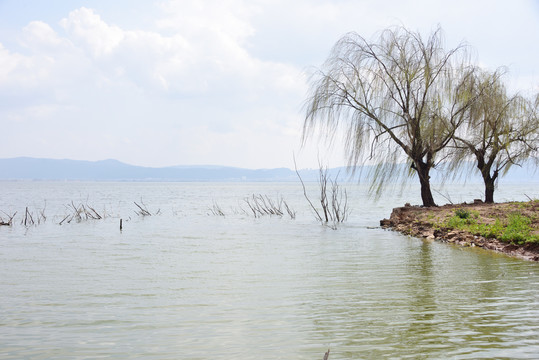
22,207,35,227
243,194,295,219
208,201,225,216
323,349,330,360
59,201,105,225
283,200,296,219
134,199,160,216
294,155,349,229
18,204,47,227
1,211,17,226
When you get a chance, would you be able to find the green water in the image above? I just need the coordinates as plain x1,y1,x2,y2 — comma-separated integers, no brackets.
0,182,538,359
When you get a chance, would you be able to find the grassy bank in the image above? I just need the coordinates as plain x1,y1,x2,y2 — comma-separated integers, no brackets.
431,200,539,244
382,200,539,261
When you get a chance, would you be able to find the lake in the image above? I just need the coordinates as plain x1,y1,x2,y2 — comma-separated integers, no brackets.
1,181,538,359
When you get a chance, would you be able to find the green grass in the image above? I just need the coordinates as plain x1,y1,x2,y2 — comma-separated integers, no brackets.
500,213,534,243
443,210,538,244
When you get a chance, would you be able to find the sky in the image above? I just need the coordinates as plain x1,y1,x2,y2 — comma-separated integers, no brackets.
1,0,538,169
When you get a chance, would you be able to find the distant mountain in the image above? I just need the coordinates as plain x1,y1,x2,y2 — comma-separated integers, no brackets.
0,157,301,181
0,157,346,182
0,157,536,182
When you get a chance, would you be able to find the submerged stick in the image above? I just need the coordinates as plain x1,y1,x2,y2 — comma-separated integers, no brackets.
323,349,330,360
134,201,152,216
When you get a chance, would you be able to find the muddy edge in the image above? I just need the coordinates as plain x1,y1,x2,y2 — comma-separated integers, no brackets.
380,202,539,262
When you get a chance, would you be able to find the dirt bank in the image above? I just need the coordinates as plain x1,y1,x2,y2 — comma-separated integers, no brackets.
380,200,539,261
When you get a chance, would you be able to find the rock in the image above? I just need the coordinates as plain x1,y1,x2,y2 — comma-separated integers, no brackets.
380,218,392,227
420,228,434,238
434,229,445,238
464,234,475,242
473,199,483,204
505,244,519,251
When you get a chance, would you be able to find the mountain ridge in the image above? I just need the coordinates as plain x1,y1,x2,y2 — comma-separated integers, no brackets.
0,157,314,181
0,157,537,183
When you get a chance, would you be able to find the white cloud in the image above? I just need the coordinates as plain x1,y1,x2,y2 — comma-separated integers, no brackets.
60,7,124,58
21,21,69,51
156,0,256,45
0,0,537,168
0,42,53,90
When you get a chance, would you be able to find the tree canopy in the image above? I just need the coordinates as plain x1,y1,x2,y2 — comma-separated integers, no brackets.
303,26,477,207
449,69,539,203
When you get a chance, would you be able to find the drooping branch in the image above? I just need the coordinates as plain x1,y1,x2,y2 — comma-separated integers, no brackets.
303,26,474,206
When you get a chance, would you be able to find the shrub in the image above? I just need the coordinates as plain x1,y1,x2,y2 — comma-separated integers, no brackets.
455,208,471,219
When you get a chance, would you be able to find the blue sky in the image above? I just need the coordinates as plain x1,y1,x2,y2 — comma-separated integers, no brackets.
1,0,538,169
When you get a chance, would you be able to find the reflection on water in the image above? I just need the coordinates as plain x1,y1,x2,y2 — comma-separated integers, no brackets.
0,181,538,359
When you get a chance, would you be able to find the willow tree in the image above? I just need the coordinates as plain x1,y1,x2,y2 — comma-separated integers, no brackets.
451,69,539,203
303,26,477,207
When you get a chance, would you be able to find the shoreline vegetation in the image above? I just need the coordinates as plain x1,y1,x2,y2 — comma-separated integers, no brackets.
381,200,539,261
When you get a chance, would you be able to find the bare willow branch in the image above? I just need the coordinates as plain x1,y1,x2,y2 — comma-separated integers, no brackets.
294,155,323,222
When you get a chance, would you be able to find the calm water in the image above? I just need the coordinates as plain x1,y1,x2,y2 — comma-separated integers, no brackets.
0,181,538,359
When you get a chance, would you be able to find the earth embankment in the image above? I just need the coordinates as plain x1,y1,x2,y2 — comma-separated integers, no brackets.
381,201,539,261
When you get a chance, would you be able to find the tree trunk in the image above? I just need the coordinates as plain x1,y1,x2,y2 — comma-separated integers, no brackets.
476,159,499,204
484,180,495,203
482,170,498,204
415,162,436,207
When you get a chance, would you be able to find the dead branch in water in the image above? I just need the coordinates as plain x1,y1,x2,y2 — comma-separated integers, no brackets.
294,155,323,223
22,207,35,227
294,155,349,229
323,349,330,360
134,199,159,216
0,211,16,226
243,194,295,219
284,200,296,219
208,201,225,216
134,201,151,216
59,201,106,225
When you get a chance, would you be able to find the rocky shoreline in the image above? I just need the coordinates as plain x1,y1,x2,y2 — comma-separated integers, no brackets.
381,201,539,262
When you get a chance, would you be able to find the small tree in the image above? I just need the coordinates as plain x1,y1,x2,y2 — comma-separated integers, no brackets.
451,69,539,203
303,26,477,207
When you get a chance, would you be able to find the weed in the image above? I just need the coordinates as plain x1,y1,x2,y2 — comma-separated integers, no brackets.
455,208,471,219
442,210,539,244
500,213,534,243
447,211,476,228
